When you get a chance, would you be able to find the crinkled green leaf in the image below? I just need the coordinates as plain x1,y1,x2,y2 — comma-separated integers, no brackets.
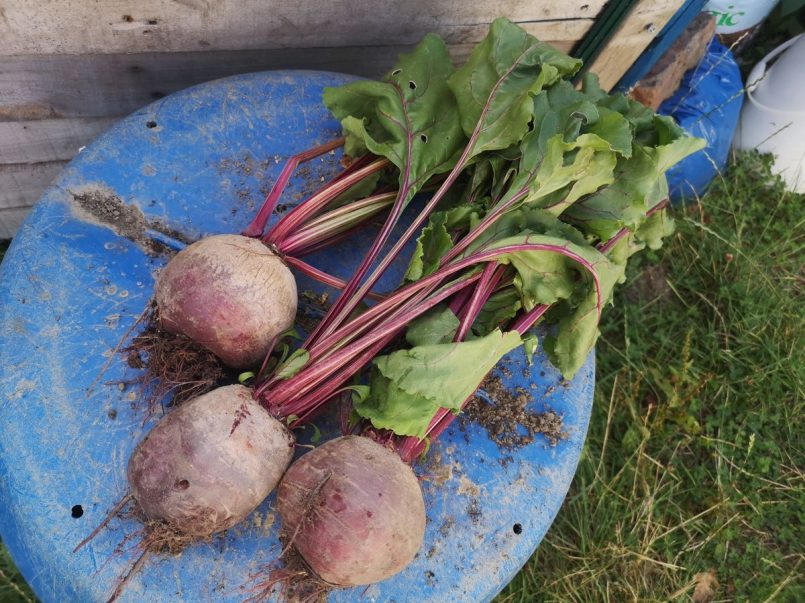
323,34,466,198
562,146,670,241
377,329,522,405
584,106,634,157
463,215,614,311
274,349,309,380
560,78,704,241
649,116,706,174
330,170,382,206
447,18,581,155
499,128,618,218
349,385,371,405
543,247,624,378
528,80,631,157
354,329,522,437
635,207,675,250
405,212,453,280
540,144,618,216
405,305,460,346
523,332,539,364
405,204,483,281
463,151,517,204
504,239,579,308
605,232,645,285
442,204,482,231
464,206,588,256
582,73,656,137
473,287,522,336
358,373,443,439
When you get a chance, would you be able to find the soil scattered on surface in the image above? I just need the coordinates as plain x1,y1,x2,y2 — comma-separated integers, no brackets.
463,375,566,449
123,301,227,413
438,517,454,538
466,498,482,525
296,290,331,335
70,187,194,255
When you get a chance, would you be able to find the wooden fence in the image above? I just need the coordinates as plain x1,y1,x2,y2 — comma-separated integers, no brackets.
0,0,682,237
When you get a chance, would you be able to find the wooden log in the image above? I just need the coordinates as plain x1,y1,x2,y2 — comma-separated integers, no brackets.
582,0,686,91
0,118,118,164
0,208,31,239
0,29,586,121
0,162,66,212
0,0,604,55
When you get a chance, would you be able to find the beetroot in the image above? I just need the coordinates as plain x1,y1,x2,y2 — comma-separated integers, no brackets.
155,234,297,369
128,385,294,536
277,435,425,586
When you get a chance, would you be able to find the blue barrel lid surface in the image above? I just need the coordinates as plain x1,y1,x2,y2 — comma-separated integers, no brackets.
0,71,594,603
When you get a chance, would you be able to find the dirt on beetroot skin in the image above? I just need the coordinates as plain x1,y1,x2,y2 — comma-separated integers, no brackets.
464,375,567,449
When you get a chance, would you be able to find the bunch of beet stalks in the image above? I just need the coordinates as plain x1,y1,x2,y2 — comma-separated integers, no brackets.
78,18,703,602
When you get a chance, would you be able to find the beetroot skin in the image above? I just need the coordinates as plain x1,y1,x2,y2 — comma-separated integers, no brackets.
277,435,426,586
128,385,294,536
155,234,297,369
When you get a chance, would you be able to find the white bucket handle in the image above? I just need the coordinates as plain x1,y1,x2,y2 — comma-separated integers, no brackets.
747,33,804,94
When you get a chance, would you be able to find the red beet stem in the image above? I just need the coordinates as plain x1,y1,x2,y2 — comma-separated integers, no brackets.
264,272,482,411
242,137,344,238
454,263,506,342
278,192,396,254
265,158,389,245
284,256,385,302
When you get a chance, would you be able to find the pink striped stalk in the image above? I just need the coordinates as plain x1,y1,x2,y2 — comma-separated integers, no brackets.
264,158,389,245
260,272,483,412
259,240,604,415
283,256,386,302
301,51,557,348
278,192,396,255
454,263,507,342
242,137,345,238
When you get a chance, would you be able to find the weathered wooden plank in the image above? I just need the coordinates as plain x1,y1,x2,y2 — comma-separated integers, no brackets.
0,28,586,120
0,118,119,164
0,208,31,239
583,0,686,91
0,162,66,211
0,0,605,55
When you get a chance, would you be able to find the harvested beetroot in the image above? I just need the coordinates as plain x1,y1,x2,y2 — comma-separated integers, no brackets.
155,234,297,369
277,435,425,586
128,385,294,536
86,18,703,601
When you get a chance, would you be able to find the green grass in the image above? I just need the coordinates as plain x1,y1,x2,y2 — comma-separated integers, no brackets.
0,546,35,603
0,154,802,602
498,152,804,602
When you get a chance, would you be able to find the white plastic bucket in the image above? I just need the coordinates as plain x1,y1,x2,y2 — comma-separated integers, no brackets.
704,0,779,34
734,34,805,192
